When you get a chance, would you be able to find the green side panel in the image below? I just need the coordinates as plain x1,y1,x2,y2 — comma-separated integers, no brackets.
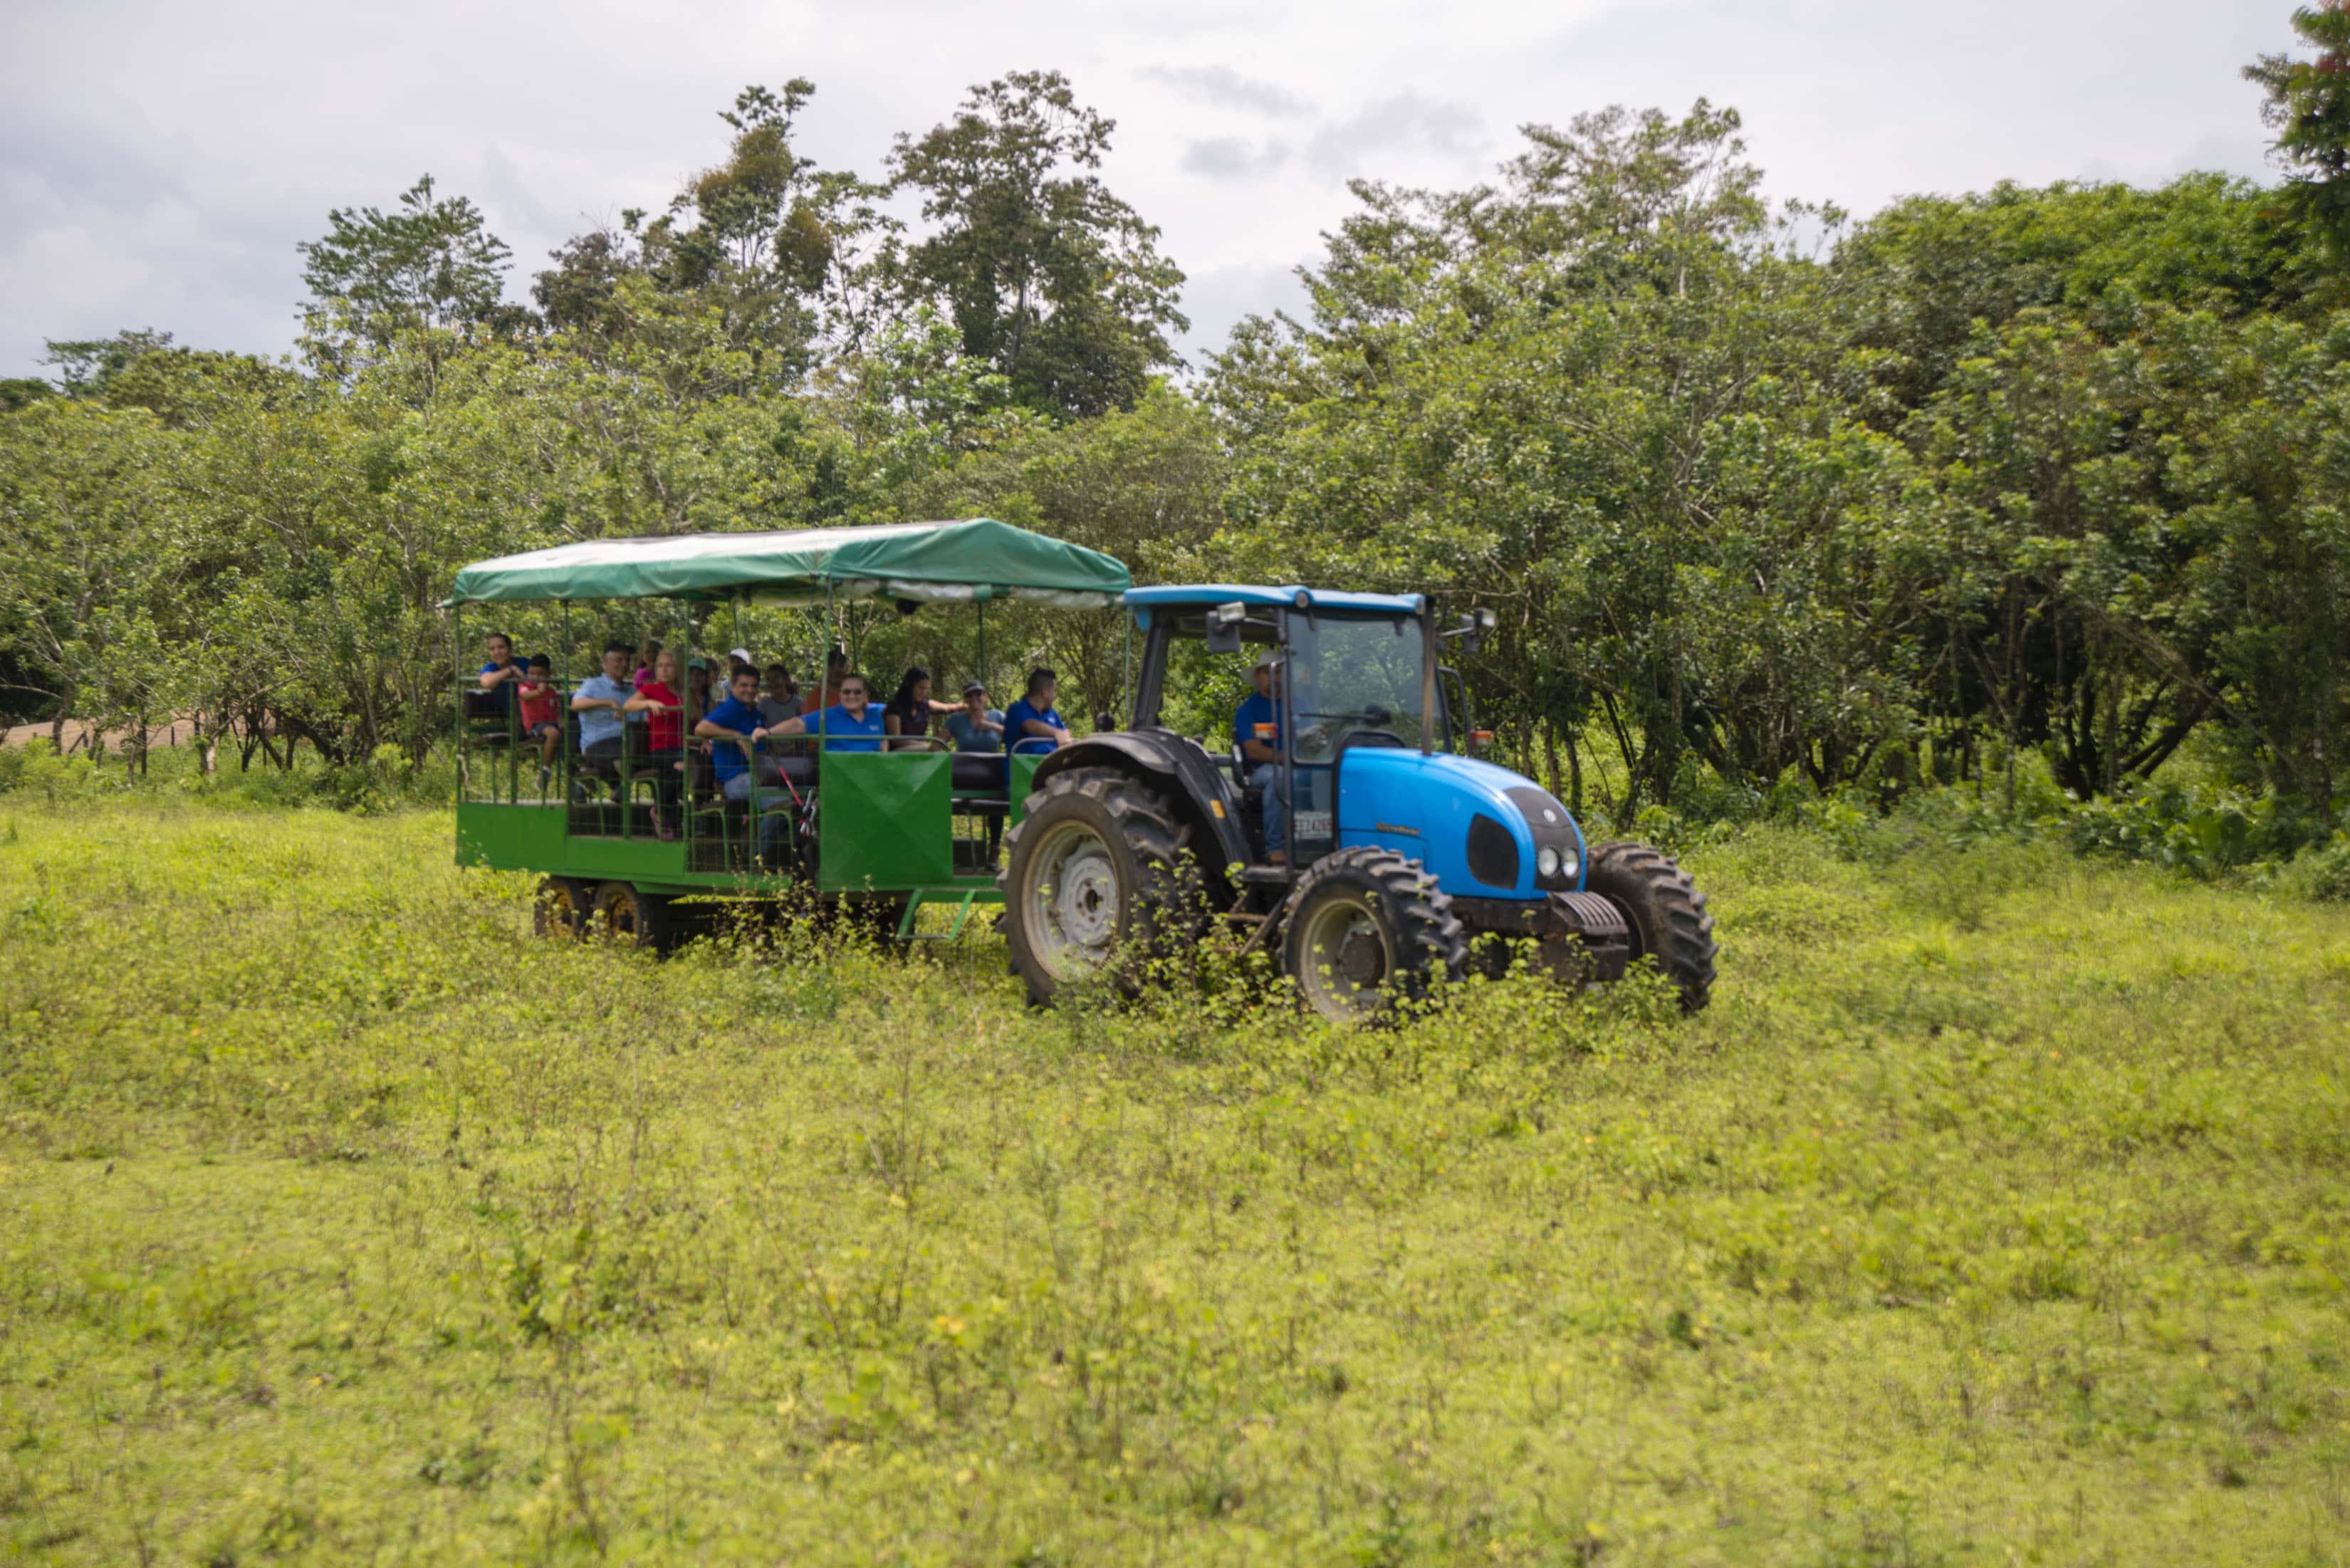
459,803,721,894
818,751,954,892
560,837,696,884
457,802,567,869
1010,754,1045,825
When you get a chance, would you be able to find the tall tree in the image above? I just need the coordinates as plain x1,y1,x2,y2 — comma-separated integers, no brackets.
887,70,1186,420
2247,3,2350,259
536,83,889,382
298,176,518,376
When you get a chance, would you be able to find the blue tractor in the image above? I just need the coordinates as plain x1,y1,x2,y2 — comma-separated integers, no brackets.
1001,586,1717,1021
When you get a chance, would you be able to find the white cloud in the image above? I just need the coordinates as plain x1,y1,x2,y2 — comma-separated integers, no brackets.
1141,64,1315,118
0,0,2302,376
0,226,153,318
1180,136,1290,180
1304,93,1487,179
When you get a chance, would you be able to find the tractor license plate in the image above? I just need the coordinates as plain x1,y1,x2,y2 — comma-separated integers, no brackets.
1295,810,1332,839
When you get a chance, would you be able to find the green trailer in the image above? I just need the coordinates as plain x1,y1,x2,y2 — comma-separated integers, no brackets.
444,519,1131,946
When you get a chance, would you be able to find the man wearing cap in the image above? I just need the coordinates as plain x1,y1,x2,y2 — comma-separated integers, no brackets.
1233,653,1289,864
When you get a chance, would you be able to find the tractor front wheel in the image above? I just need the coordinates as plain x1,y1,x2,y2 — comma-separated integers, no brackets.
1000,768,1192,1005
1280,847,1466,1024
1586,841,1718,1012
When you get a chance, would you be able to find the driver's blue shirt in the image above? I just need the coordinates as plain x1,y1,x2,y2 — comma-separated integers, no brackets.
1233,691,1280,751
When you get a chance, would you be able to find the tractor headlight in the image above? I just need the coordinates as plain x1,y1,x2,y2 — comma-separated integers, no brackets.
1558,845,1579,882
1537,846,1561,882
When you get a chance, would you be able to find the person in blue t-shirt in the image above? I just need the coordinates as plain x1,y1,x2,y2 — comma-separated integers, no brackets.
1233,652,1290,864
1003,668,1071,754
695,666,793,859
765,672,889,752
945,681,1005,753
572,642,638,763
476,632,523,718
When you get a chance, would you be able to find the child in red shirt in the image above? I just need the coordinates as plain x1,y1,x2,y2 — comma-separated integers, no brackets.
516,655,563,780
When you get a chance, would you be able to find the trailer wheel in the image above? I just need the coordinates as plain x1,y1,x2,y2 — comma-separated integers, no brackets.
1279,847,1466,1024
1586,841,1718,1012
533,877,590,941
999,767,1193,1005
592,881,672,951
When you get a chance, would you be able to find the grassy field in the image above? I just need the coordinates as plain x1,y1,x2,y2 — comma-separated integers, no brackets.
1,798,2346,1564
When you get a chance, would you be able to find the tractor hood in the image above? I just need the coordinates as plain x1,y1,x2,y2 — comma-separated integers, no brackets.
1333,748,1587,901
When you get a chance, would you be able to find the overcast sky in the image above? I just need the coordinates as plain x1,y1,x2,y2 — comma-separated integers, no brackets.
0,0,2291,379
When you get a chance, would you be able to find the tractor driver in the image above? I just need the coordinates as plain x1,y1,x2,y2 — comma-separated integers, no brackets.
1234,652,1289,866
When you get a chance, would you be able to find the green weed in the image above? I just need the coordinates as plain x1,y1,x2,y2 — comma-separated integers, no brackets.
0,800,2346,1562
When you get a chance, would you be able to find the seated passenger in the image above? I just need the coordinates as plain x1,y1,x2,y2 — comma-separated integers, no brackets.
474,632,523,721
757,665,800,728
946,681,1005,753
1234,652,1288,865
695,667,790,859
624,648,686,840
766,673,889,753
571,642,637,786
883,667,958,749
801,647,850,715
631,637,662,689
684,657,715,726
1003,668,1072,753
516,654,563,783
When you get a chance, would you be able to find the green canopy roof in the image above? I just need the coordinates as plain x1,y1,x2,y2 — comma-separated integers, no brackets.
444,519,1130,608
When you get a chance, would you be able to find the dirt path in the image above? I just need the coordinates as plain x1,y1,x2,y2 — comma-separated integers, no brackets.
1,716,198,753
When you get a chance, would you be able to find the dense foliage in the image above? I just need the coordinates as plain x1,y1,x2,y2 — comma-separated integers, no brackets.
4,35,2347,834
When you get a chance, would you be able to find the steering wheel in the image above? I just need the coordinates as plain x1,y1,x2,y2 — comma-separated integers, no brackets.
890,736,951,753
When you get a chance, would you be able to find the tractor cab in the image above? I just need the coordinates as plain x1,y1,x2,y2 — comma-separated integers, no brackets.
1126,585,1439,867
998,583,1718,1022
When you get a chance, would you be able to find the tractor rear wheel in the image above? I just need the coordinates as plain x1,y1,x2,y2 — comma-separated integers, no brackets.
1280,847,1466,1024
999,767,1193,1005
592,880,672,951
1586,841,1718,1012
533,877,590,941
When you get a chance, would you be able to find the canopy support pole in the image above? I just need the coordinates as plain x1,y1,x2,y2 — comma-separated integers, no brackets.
450,602,464,803
977,600,987,703
559,600,575,813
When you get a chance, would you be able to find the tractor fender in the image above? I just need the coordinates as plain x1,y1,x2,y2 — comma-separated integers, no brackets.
1033,730,1252,884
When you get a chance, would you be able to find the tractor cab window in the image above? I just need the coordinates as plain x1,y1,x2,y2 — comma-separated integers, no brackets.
1285,614,1429,760
1280,612,1428,863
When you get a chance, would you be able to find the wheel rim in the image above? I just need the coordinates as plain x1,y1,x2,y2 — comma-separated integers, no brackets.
541,883,585,939
1296,893,1393,1022
1022,818,1124,980
599,889,638,943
